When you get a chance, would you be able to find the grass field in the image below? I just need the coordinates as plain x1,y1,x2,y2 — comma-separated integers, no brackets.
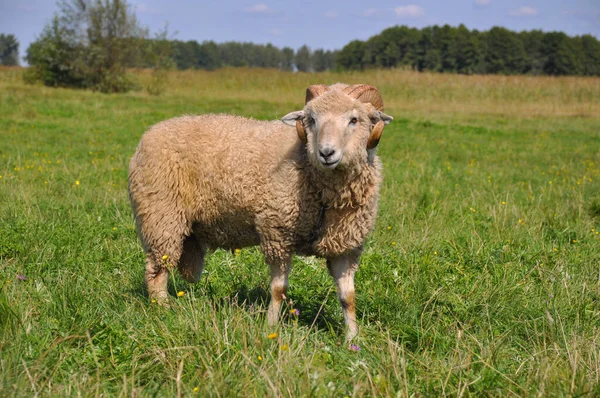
1,67,600,396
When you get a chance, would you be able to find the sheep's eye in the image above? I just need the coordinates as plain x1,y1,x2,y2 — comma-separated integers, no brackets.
349,117,358,125
305,116,315,125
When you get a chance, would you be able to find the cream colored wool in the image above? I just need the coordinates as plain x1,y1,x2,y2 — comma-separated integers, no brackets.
128,83,392,340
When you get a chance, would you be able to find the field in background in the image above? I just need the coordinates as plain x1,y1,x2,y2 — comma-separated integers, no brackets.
1,67,600,396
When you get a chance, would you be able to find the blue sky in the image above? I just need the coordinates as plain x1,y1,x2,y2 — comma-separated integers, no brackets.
1,0,599,59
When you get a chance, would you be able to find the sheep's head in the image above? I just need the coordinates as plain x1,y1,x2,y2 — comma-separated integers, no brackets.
282,83,393,171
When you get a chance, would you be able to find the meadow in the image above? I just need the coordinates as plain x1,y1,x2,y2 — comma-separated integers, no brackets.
1,67,600,396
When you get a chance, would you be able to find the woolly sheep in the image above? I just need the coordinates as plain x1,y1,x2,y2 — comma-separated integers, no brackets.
128,83,393,340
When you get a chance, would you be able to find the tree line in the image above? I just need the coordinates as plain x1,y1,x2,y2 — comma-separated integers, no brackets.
337,24,600,76
168,41,336,72
131,23,600,77
3,0,599,94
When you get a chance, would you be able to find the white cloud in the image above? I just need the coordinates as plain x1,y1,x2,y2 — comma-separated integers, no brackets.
394,5,425,18
475,0,491,5
244,3,274,14
509,6,538,17
324,11,338,18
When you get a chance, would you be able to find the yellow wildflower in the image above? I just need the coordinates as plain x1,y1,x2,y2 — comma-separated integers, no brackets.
193,387,199,393
501,201,506,205
258,355,263,361
280,344,289,351
75,180,80,185
177,291,185,297
267,332,278,339
162,254,169,261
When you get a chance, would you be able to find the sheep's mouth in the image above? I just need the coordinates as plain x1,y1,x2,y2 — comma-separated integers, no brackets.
319,158,341,169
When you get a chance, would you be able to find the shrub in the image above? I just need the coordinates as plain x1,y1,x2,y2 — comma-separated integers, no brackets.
25,0,146,93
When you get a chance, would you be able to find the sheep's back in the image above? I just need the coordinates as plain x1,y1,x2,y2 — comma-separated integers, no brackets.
128,114,305,249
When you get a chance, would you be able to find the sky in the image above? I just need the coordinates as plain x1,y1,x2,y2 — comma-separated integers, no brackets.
1,0,599,59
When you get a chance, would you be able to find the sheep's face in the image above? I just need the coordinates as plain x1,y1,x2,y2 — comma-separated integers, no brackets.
282,88,392,171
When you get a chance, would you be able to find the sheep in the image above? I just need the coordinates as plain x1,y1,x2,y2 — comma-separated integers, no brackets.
128,83,393,340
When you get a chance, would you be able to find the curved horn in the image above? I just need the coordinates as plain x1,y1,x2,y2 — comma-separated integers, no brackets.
305,84,329,104
343,84,384,111
367,121,385,149
296,120,307,144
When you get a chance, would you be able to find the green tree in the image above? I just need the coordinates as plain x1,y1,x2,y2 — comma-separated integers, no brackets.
198,41,221,70
542,32,584,76
417,27,440,72
454,24,481,74
520,30,545,75
581,34,600,76
0,34,19,65
295,45,311,72
26,0,147,92
485,27,527,74
173,40,201,69
336,40,366,70
280,47,294,71
25,16,87,87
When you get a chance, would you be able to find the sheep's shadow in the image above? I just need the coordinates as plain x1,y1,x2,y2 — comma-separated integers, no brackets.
228,284,343,333
130,276,343,334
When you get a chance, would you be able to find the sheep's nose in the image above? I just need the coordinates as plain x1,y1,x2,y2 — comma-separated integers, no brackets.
319,146,336,160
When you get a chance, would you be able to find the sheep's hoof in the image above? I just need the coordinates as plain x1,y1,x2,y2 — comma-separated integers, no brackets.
345,329,358,342
149,292,171,308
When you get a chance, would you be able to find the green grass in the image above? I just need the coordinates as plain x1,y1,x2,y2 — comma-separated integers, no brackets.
1,68,600,396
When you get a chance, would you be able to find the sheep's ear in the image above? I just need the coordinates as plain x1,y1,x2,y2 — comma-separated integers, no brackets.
370,110,393,125
281,111,304,126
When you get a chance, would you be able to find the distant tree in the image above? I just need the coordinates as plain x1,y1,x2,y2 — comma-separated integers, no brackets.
485,27,527,74
454,24,481,74
324,50,337,70
0,34,19,65
26,0,147,92
295,45,311,72
336,40,366,70
173,40,201,69
435,25,457,72
280,47,294,71
25,16,87,87
219,42,247,67
542,32,584,76
313,49,337,72
581,34,600,76
519,30,545,75
144,26,175,95
198,41,221,70
416,27,440,71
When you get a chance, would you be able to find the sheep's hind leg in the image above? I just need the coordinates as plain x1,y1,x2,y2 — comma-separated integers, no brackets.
263,248,292,327
327,249,361,341
178,235,206,283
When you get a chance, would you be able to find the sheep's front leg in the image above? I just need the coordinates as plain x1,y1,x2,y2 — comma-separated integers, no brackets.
263,249,292,327
327,249,361,341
